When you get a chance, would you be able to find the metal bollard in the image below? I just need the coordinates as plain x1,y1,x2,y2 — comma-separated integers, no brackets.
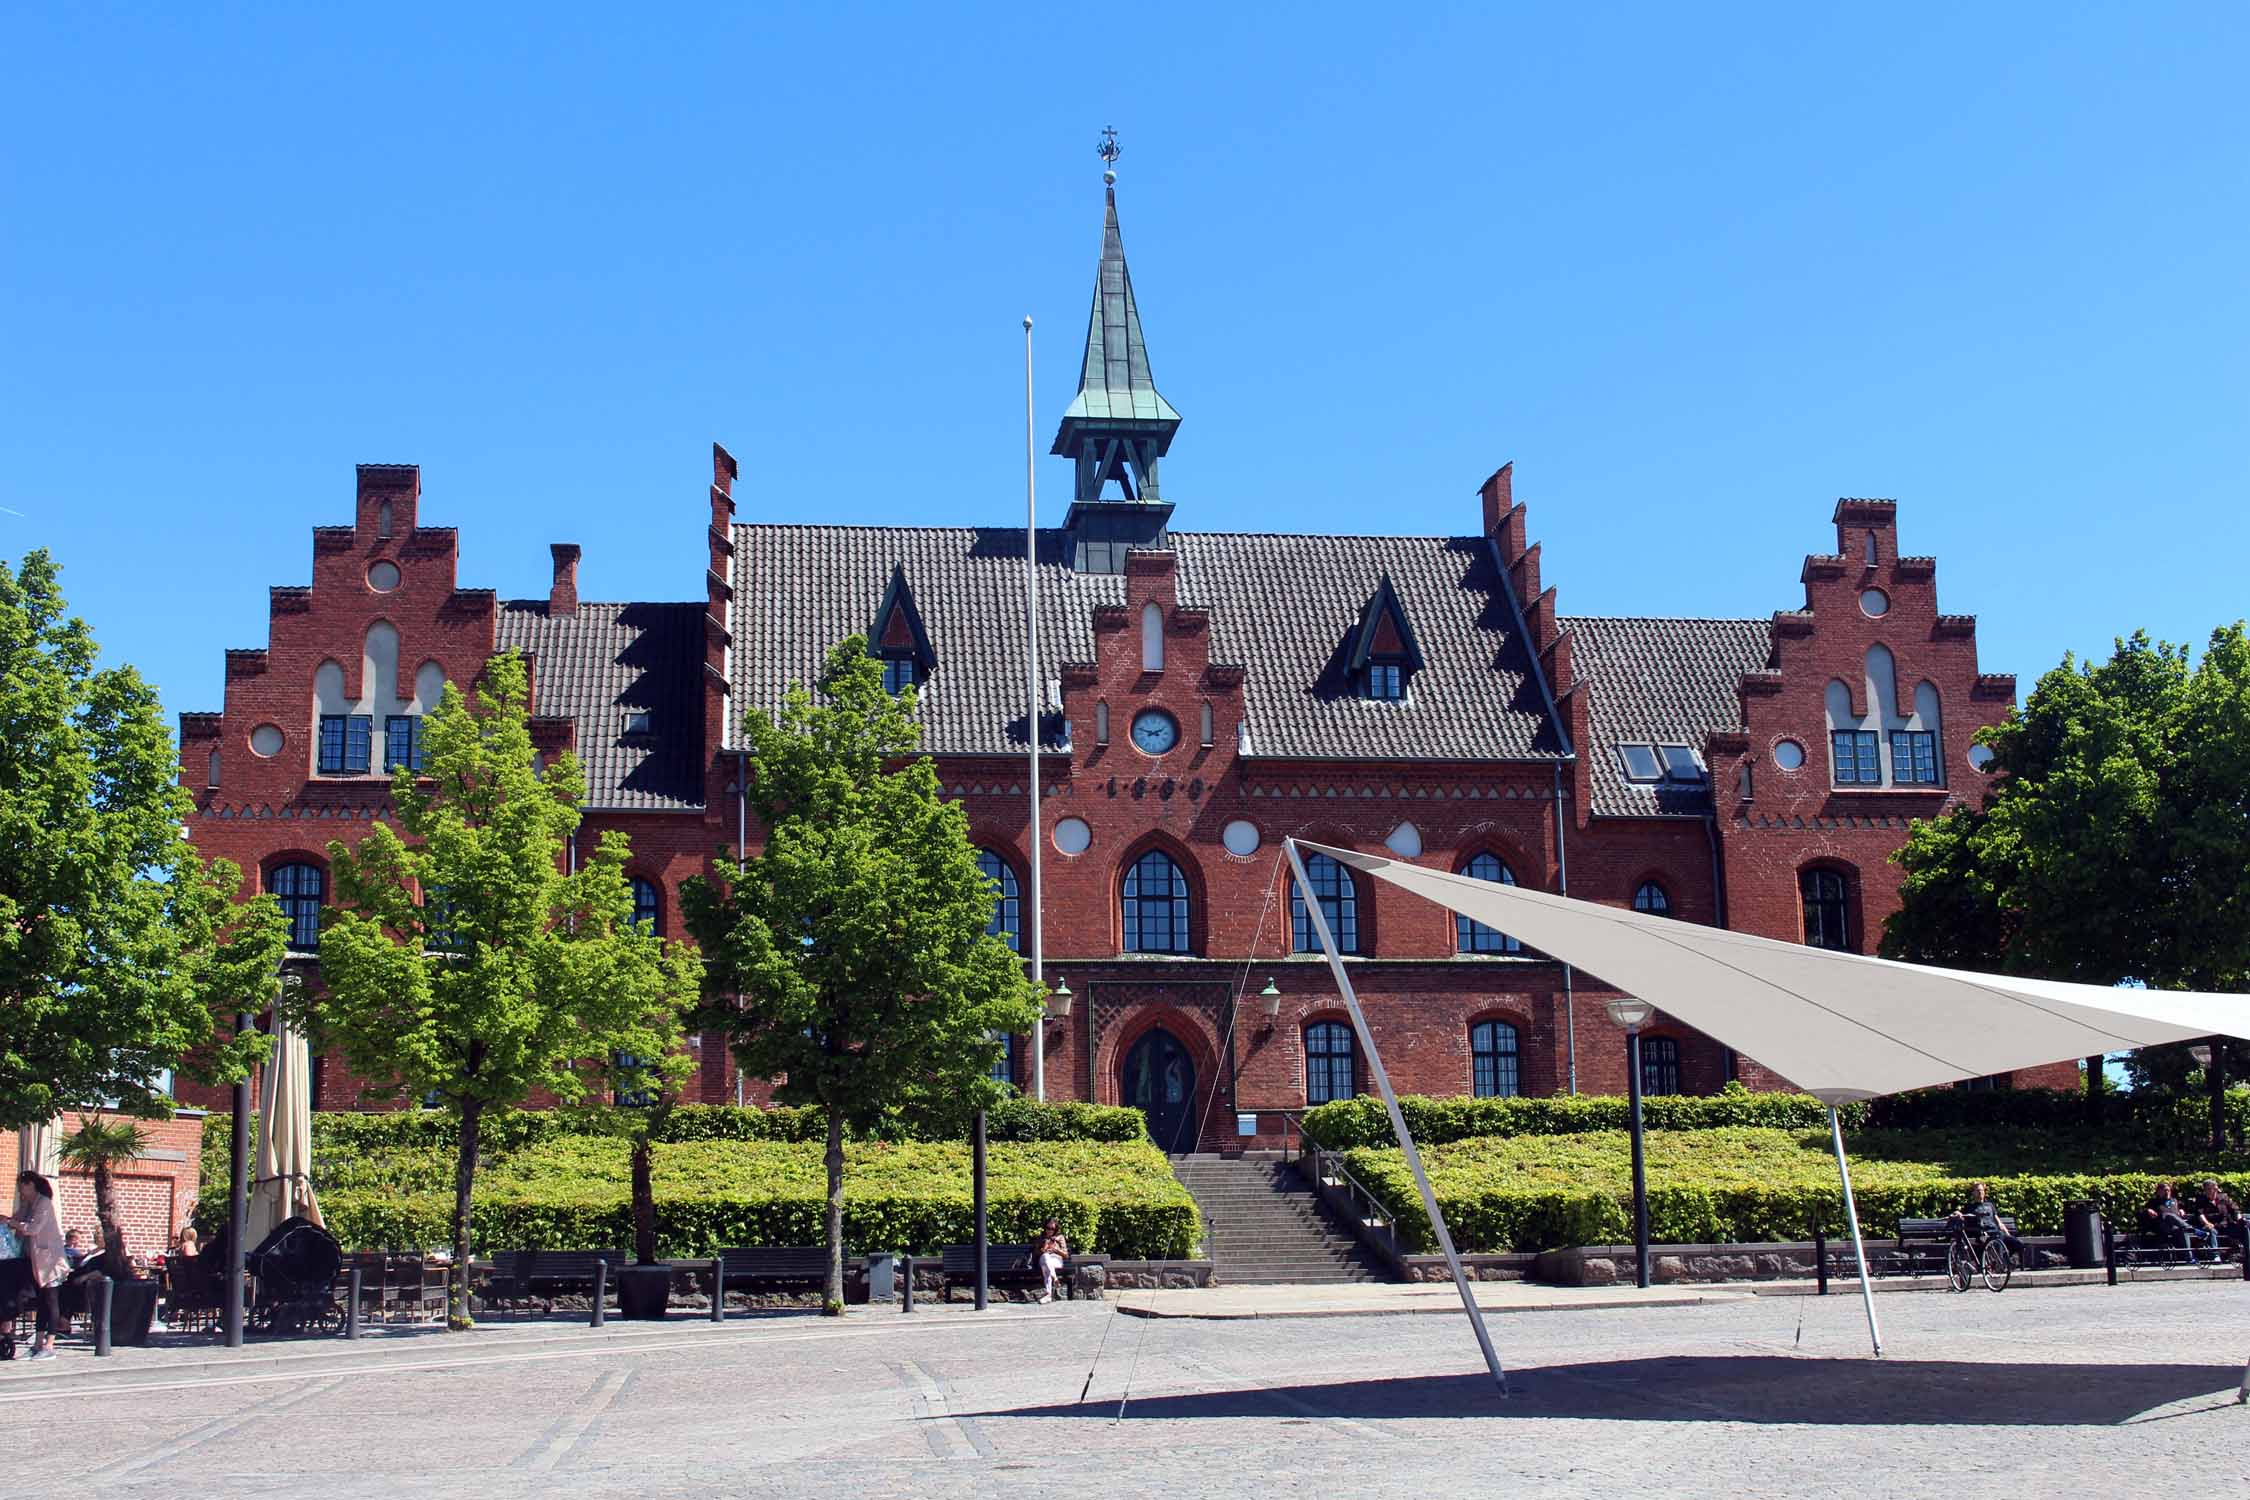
709,1258,724,1323
2106,1226,2118,1287
93,1275,114,1357
901,1254,915,1314
1814,1218,1828,1297
590,1261,607,1328
346,1267,362,1339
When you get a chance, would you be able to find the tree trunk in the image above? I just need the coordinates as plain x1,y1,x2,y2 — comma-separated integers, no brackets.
631,1136,657,1265
2209,1039,2229,1151
823,1107,846,1314
2084,1055,2104,1128
94,1163,130,1280
450,1098,482,1330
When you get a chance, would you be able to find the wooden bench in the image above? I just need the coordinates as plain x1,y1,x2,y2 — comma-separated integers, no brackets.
939,1243,1092,1301
1890,1216,2017,1277
480,1249,627,1314
714,1247,845,1297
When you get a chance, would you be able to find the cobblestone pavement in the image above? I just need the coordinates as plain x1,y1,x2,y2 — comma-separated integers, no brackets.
6,1282,2247,1499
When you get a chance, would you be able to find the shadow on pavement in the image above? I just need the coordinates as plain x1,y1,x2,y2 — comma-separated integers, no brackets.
978,1355,2246,1426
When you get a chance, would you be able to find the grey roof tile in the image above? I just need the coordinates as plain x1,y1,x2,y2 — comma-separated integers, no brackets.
1562,615,1775,818
497,601,706,810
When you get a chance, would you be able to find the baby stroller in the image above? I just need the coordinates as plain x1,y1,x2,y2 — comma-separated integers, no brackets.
246,1216,342,1335
0,1222,31,1360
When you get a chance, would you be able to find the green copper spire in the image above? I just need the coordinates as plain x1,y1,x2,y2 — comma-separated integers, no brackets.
1052,165,1180,507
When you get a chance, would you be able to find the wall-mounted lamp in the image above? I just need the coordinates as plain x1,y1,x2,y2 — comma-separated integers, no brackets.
1257,977,1282,1028
1045,978,1073,1023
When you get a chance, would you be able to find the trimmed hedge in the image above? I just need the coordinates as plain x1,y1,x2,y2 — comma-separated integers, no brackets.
1301,1085,2250,1150
311,1138,1197,1260
1342,1125,2250,1253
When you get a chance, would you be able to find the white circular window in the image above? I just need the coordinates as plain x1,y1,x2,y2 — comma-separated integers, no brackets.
1859,588,1890,618
1772,739,1806,771
1385,822,1423,858
368,560,401,592
249,724,285,758
1052,817,1091,855
1967,744,1996,772
1221,819,1261,857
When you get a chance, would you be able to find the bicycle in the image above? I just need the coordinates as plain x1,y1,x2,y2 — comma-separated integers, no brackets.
1945,1218,2012,1293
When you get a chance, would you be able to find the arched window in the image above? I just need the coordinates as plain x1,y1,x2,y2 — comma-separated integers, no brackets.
1640,1036,1681,1096
206,750,221,787
1122,850,1190,954
1456,853,1522,954
270,863,324,951
1632,881,1671,916
377,500,394,539
976,849,1020,953
1290,852,1359,953
1305,1021,1356,1105
1471,1020,1521,1098
629,877,662,935
1141,602,1165,672
1801,868,1851,951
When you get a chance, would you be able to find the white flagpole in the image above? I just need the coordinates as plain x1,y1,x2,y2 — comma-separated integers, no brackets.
1283,838,1508,1397
1025,315,1045,1102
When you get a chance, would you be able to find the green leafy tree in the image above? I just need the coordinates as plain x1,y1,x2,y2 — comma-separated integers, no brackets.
1883,627,2250,1136
293,650,701,1326
60,1116,150,1278
683,638,1042,1311
0,549,285,1132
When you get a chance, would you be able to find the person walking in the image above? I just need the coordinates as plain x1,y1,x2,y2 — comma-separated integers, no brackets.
1034,1218,1070,1305
5,1172,68,1360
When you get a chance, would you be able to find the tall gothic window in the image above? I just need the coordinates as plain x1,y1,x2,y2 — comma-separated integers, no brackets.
1470,1020,1521,1098
1456,853,1522,954
1122,850,1190,954
1801,868,1852,951
977,850,1020,953
271,863,324,951
629,878,662,935
1305,1021,1356,1105
1632,881,1672,916
1290,852,1359,953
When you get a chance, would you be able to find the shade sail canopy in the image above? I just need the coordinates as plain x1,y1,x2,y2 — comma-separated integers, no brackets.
1303,840,2250,1102
246,1019,323,1245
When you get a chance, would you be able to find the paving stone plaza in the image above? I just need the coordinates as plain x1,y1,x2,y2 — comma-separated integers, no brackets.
6,1280,2245,1499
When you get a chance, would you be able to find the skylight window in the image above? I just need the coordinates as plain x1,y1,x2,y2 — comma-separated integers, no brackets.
1617,744,1662,782
1659,745,1705,783
624,710,653,735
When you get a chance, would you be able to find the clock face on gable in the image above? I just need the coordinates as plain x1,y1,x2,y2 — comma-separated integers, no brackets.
1130,708,1179,754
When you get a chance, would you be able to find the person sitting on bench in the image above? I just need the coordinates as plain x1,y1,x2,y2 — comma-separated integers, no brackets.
1034,1219,1070,1305
1950,1182,2034,1269
2188,1180,2242,1255
2145,1182,2216,1262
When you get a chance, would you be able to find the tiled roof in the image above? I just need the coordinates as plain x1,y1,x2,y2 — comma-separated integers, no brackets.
729,526,1567,762
496,601,707,811
1563,615,1775,818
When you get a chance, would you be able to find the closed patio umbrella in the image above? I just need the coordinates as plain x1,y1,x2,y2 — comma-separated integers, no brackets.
16,1115,62,1180
244,1019,323,1247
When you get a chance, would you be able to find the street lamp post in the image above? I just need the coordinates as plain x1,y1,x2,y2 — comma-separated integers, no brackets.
1605,996,1656,1290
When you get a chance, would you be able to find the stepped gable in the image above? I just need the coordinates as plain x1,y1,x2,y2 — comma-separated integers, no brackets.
726,523,1564,763
1563,615,1776,818
495,600,707,810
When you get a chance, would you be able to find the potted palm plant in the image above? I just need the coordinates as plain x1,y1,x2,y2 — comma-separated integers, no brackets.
603,1052,686,1320
59,1116,162,1345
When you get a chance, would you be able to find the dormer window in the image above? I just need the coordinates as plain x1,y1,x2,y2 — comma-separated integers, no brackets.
1617,744,1662,782
869,564,937,697
1347,575,1424,704
1658,745,1705,783
880,654,922,696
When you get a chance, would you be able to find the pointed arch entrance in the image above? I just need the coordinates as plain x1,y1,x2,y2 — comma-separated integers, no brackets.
1122,1026,1198,1154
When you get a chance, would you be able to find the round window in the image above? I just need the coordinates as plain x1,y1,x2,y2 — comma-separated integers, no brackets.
1967,744,1996,772
1773,739,1806,771
1052,817,1091,855
1859,588,1890,618
368,560,402,592
249,724,285,758
1385,822,1423,858
1221,819,1261,857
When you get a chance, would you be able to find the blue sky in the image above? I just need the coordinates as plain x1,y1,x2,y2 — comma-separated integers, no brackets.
4,6,2244,720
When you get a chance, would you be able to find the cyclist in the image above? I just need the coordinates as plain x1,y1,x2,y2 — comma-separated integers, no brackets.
1950,1182,2033,1270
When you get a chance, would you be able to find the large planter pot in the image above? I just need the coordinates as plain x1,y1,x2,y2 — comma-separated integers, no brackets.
616,1263,672,1321
109,1278,161,1346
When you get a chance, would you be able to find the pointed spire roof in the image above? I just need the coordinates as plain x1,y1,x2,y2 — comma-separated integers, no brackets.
1054,184,1181,442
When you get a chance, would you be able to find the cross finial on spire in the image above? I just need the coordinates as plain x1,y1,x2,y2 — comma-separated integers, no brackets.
1098,125,1120,185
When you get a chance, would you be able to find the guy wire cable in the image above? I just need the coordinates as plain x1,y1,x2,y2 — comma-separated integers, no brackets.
1110,846,1289,1423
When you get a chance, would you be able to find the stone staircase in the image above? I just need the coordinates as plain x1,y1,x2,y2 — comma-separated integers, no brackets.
1171,1155,1387,1285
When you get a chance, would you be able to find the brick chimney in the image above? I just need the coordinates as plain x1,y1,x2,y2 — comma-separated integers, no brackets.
549,543,581,616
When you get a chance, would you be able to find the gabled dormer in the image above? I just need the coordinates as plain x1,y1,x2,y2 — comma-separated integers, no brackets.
870,563,935,694
1347,575,1424,701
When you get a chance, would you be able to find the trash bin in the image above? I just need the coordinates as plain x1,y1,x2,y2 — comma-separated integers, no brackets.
865,1252,897,1303
2064,1201,2106,1269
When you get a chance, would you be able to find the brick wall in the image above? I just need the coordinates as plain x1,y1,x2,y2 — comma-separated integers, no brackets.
1,1111,205,1256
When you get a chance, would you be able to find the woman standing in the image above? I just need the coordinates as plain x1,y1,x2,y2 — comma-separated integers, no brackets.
5,1172,67,1360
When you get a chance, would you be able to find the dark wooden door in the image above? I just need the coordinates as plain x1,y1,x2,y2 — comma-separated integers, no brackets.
1123,1028,1197,1153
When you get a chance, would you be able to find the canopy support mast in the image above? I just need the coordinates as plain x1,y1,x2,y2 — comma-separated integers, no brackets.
1827,1104,1883,1356
1283,839,1508,1396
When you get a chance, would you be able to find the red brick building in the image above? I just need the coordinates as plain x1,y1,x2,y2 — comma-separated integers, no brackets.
174,182,2073,1143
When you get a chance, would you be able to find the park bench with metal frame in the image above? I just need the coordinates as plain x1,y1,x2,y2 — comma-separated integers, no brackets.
480,1249,627,1314
939,1243,1103,1301
713,1246,855,1303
